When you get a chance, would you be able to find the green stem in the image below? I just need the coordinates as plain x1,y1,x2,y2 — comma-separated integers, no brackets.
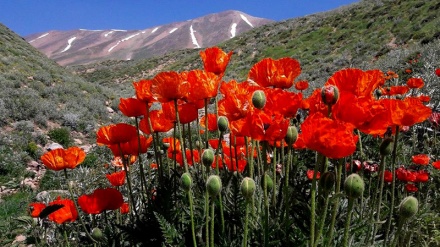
262,141,269,247
326,158,343,246
342,198,355,247
391,217,405,247
242,200,250,247
63,225,70,247
210,199,215,247
372,154,386,245
314,192,330,247
309,159,320,247
385,127,400,244
188,190,197,247
134,117,148,206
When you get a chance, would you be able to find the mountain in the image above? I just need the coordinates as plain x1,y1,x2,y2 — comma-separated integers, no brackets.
25,10,274,66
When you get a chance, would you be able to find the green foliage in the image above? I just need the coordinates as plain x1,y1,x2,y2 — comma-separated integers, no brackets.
47,127,72,147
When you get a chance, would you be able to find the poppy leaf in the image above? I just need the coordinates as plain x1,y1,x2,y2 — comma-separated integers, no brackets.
39,204,64,219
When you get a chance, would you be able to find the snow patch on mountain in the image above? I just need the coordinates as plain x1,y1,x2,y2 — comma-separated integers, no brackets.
29,33,50,43
169,28,178,34
240,14,253,27
152,27,159,33
108,32,141,52
230,23,237,38
190,25,200,48
61,37,77,53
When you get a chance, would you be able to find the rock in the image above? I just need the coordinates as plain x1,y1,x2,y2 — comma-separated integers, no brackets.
36,190,69,202
46,142,63,151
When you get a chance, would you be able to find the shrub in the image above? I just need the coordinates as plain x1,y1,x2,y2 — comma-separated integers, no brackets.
48,127,72,147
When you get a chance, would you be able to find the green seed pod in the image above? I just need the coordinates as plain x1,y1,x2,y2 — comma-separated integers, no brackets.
217,116,229,132
206,175,222,197
321,85,339,106
252,90,266,109
379,138,393,156
344,173,365,199
262,174,274,192
91,227,104,241
319,171,336,193
399,196,418,220
181,172,192,192
240,177,256,200
284,126,298,145
202,149,215,166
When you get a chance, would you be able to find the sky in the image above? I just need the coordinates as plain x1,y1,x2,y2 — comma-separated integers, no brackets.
0,0,359,37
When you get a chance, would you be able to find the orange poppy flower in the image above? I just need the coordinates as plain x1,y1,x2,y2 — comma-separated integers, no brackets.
106,171,126,187
412,154,430,165
29,202,46,218
224,155,247,173
162,101,198,124
325,68,384,98
41,147,86,171
173,149,200,167
48,197,78,224
218,80,260,121
406,77,424,89
96,123,139,146
389,97,432,127
187,70,221,101
120,202,130,214
263,88,302,118
295,80,309,91
119,97,148,117
139,109,174,134
233,110,289,141
151,71,190,103
78,188,124,214
248,57,301,89
200,113,219,132
111,155,137,168
199,46,233,76
299,112,358,159
133,79,155,103
380,86,410,96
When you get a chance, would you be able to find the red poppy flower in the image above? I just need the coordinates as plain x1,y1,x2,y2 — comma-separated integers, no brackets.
406,78,424,89
41,147,86,171
200,113,219,132
106,171,126,187
432,160,440,170
224,156,247,173
48,197,78,224
248,57,301,89
435,68,440,77
162,101,198,124
389,97,432,127
109,134,152,156
380,86,410,96
295,80,309,91
307,169,321,180
218,80,260,121
200,47,233,75
412,154,430,165
29,202,46,218
326,69,384,98
139,110,174,134
78,188,124,214
263,88,302,118
232,110,289,141
119,97,148,117
416,170,429,183
405,68,412,74
298,112,358,159
187,70,221,101
151,71,190,103
120,202,129,214
97,123,138,146
405,183,418,192
396,167,417,182
383,170,393,183
133,79,155,103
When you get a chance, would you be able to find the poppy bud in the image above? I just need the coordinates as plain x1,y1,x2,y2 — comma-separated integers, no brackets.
262,174,274,192
202,149,214,166
321,85,339,106
344,173,365,199
284,126,298,145
181,172,192,192
252,90,266,109
217,116,229,132
380,138,393,156
206,175,222,197
91,227,104,241
240,177,256,201
319,171,335,193
399,196,418,220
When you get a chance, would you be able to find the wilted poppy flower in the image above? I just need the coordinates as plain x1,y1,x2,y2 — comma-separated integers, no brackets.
187,70,221,101
200,47,233,75
139,109,174,134
412,154,430,165
298,112,358,159
405,183,418,192
435,68,440,77
307,169,321,180
133,79,155,103
151,71,190,103
120,202,130,214
432,160,440,170
346,160,362,173
48,197,78,224
78,188,124,214
428,111,440,128
248,57,301,89
406,78,424,89
97,123,138,146
106,171,126,187
295,80,309,91
41,147,86,171
29,202,46,218
119,97,148,117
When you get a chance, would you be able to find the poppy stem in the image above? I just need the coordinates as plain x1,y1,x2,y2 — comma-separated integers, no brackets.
188,190,197,247
134,116,148,206
262,141,270,247
309,158,320,247
205,98,209,149
63,225,70,247
342,198,355,247
326,158,343,246
385,126,400,244
242,199,250,247
371,154,386,245
174,99,189,172
210,198,215,247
